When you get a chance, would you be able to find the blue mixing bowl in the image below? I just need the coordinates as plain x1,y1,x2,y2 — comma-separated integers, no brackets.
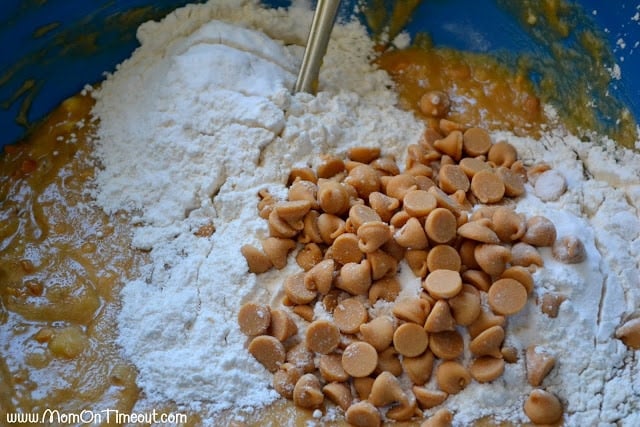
1,0,638,148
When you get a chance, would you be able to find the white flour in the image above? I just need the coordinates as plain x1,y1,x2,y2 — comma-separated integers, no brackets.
90,0,640,424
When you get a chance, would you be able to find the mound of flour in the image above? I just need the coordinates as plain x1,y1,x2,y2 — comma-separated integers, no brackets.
91,0,640,424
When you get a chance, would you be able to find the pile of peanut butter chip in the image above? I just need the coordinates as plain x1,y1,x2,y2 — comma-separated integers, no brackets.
238,121,570,426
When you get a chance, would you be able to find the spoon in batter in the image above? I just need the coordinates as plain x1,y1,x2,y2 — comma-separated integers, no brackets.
294,0,341,93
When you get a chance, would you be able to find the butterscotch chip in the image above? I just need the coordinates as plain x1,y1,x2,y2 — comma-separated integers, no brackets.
459,240,480,270
261,237,296,270
286,342,315,373
425,208,457,244
348,146,381,164
426,244,461,273
376,347,403,376
436,361,471,394
403,190,437,217
333,298,368,334
238,303,271,336
345,164,381,199
331,233,364,265
501,346,519,363
357,221,392,253
293,373,324,409
273,362,303,399
433,130,463,161
459,156,491,178
439,118,463,135
405,249,429,277
488,278,528,315
393,298,430,325
406,163,434,178
524,389,563,425
448,284,481,326
421,408,453,427
369,371,407,407
469,325,505,357
428,186,463,217
353,377,374,400
429,330,464,360
461,269,491,292
393,322,429,357
368,277,401,303
348,204,382,230
438,164,470,194
275,200,312,229
345,401,381,427
317,180,350,215
370,156,401,176
403,350,435,386
269,309,298,342
317,213,346,244
511,242,544,268
317,155,345,179
306,320,341,354
457,220,500,244
615,318,640,349
304,258,335,295
474,243,512,277
526,346,556,386
470,356,505,383
285,272,317,305
336,261,372,296
368,192,400,222
491,206,526,242
521,215,557,247
468,308,505,338
323,382,353,411
341,341,378,377
463,127,492,156
424,300,457,333
552,235,587,264
292,304,314,322
496,166,525,197
385,174,419,200
395,217,429,249
288,179,319,209
360,315,395,352
248,335,286,372
367,249,398,280
390,210,411,229
295,243,322,271
424,269,462,299
413,387,448,409
288,167,317,184
241,244,273,274
470,169,505,203
319,354,349,382
300,210,323,244
487,141,517,167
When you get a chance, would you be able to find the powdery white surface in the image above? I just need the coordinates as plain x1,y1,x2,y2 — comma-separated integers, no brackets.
91,0,422,419
90,0,640,424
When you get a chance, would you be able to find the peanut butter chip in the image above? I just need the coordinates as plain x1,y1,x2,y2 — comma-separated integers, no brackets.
319,354,349,382
474,244,512,277
436,361,471,394
487,141,517,167
511,242,544,268
424,269,462,299
448,284,481,326
238,303,271,336
393,298,430,325
425,208,457,244
331,233,364,265
323,382,352,411
524,389,563,425
429,330,464,360
269,309,298,342
424,300,457,333
296,243,323,271
341,341,378,377
393,322,429,357
349,204,382,230
403,190,437,217
369,371,407,407
304,259,335,295
368,249,398,280
413,387,448,409
488,278,528,315
333,298,368,334
421,408,453,427
615,318,640,349
521,215,557,247
262,237,296,269
376,347,403,376
317,155,345,178
284,272,317,305
337,261,372,296
386,174,418,200
403,350,435,385
348,146,381,164
306,320,341,354
426,244,461,273
434,130,463,161
552,235,587,264
459,156,491,178
248,335,285,373
273,363,303,399
470,169,505,203
317,180,350,215
293,373,324,409
469,325,505,357
345,164,381,198
369,192,400,222
457,220,500,244
469,356,505,383
357,221,391,253
360,316,395,352
468,309,505,339
496,166,525,197
438,164,470,194
345,401,381,427
241,244,272,273
463,127,493,156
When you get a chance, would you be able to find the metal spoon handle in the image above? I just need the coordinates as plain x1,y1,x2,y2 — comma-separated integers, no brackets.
294,0,341,94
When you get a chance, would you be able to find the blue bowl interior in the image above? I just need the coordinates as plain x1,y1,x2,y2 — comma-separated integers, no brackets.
1,0,638,147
